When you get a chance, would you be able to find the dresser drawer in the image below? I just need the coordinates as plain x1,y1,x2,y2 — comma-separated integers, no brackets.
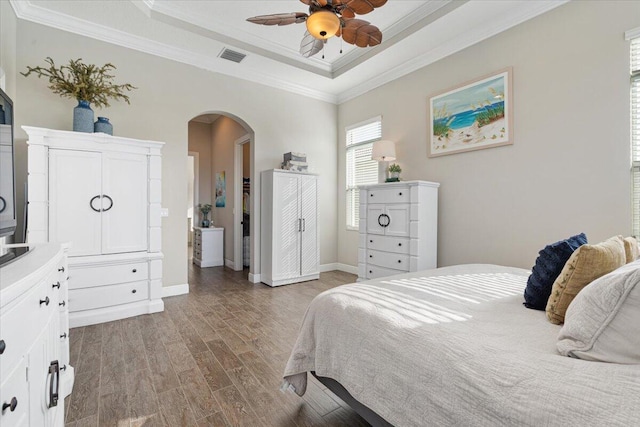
69,280,149,312
366,235,410,255
0,357,29,427
367,249,410,271
366,187,410,204
194,229,202,240
69,261,149,289
365,264,406,280
194,249,202,260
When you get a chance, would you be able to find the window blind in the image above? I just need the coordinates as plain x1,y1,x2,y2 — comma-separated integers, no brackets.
631,36,640,236
346,117,381,229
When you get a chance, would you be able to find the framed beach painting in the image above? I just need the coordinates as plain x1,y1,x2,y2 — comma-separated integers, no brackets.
428,67,513,157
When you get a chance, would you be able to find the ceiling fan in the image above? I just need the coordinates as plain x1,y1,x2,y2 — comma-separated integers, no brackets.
247,0,388,58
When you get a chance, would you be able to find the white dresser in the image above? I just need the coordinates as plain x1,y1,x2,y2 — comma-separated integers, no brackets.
0,243,73,427
358,181,439,280
25,126,164,327
261,169,319,287
193,227,224,267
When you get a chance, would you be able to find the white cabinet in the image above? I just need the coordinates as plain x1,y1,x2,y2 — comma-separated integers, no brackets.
261,169,319,287
358,181,439,280
0,243,74,427
25,126,164,328
193,227,224,267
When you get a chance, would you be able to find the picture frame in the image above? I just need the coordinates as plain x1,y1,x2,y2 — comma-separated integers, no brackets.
427,67,513,157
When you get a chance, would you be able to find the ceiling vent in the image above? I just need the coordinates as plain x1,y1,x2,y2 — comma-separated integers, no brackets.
218,48,246,64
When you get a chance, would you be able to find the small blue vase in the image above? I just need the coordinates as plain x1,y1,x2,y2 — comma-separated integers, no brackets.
73,100,94,133
94,117,113,135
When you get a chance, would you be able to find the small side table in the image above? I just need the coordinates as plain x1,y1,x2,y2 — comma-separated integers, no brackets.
193,226,224,267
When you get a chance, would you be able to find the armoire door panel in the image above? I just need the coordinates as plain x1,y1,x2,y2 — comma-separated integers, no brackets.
300,175,318,276
49,149,102,256
366,205,386,235
272,173,301,280
101,152,149,254
384,204,410,237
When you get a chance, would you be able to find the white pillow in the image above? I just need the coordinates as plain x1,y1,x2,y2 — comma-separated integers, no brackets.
557,259,640,364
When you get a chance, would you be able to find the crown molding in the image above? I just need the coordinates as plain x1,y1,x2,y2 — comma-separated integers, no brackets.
336,0,569,104
9,0,338,104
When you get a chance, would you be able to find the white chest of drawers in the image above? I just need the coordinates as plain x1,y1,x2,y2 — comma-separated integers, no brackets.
358,181,439,280
193,227,224,268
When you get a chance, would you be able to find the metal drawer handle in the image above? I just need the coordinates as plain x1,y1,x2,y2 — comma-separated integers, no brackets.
398,260,402,263
48,361,60,408
40,296,50,306
0,340,5,354
90,195,101,212
132,269,137,273
0,196,5,214
58,266,65,273
398,243,402,246
59,301,66,307
52,282,61,289
369,240,373,243
369,270,372,274
132,289,137,294
370,193,374,197
2,397,17,413
60,333,67,339
102,194,114,212
369,255,372,258
399,192,402,196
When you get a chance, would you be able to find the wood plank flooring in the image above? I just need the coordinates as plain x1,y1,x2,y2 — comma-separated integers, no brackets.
65,264,369,427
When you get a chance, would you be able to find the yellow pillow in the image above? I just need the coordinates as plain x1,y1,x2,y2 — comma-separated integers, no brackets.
623,236,639,263
546,235,626,324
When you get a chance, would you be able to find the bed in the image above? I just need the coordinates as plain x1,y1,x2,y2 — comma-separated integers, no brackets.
282,264,640,426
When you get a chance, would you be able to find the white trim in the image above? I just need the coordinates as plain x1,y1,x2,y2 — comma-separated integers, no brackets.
234,134,250,272
319,263,338,272
626,27,640,40
224,258,235,269
161,283,189,298
69,299,164,328
345,115,383,133
336,263,359,275
248,272,260,283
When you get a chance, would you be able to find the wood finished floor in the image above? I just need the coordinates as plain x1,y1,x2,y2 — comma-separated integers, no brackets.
65,263,368,427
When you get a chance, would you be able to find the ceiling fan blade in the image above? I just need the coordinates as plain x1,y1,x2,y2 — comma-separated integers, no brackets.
343,0,387,16
341,19,382,47
247,12,308,26
340,8,355,19
300,0,327,6
300,31,324,58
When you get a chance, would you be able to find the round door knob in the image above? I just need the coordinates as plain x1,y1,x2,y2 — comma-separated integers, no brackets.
0,340,5,354
132,289,137,294
2,397,17,413
40,296,50,306
132,269,137,273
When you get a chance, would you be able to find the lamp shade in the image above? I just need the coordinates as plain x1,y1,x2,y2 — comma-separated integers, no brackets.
371,140,396,161
306,10,340,40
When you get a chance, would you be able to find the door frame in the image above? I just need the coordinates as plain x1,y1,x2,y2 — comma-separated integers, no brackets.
188,151,199,244
233,134,250,271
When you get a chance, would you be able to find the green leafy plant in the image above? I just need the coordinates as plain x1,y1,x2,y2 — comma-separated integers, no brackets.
388,163,402,173
433,104,455,138
21,57,136,108
198,203,212,214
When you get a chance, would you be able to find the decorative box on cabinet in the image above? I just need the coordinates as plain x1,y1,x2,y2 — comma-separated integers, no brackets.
358,181,439,281
0,243,74,427
193,227,224,267
261,169,319,287
24,126,164,328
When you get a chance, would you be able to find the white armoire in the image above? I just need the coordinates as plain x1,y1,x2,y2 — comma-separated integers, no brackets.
24,126,164,327
260,169,319,287
358,181,439,280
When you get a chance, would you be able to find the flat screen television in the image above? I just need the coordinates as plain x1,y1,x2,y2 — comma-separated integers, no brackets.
0,88,16,238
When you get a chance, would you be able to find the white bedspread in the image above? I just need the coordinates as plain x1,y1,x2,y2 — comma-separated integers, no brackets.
283,264,640,426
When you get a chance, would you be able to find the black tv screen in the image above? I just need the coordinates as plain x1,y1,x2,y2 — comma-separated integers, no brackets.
0,88,16,238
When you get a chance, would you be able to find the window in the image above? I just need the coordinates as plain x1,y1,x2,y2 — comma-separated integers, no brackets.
631,35,640,235
346,116,381,229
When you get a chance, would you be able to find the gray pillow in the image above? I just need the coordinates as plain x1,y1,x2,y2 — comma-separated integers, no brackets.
557,260,640,364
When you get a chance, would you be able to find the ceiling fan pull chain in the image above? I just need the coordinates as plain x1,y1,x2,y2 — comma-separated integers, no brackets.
322,40,326,59
340,37,343,54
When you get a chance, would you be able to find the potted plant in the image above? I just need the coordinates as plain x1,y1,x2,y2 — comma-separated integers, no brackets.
198,203,213,228
388,163,402,181
21,57,136,133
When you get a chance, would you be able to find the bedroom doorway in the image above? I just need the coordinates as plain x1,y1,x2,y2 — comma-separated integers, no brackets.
187,152,199,257
234,134,251,275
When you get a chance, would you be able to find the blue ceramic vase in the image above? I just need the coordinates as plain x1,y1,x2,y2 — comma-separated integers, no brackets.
73,100,94,133
94,117,113,135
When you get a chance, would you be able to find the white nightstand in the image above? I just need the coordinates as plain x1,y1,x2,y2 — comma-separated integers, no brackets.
193,227,224,267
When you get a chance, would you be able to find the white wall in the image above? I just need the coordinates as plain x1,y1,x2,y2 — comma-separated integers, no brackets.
188,121,213,210
14,20,338,287
338,1,640,270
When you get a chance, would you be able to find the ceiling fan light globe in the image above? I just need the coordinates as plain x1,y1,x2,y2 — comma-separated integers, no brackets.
306,10,340,40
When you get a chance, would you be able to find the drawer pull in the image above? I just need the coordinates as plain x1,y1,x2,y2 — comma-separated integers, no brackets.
398,243,402,247
132,269,137,273
0,340,5,354
369,240,373,243
59,301,66,307
2,397,17,413
58,266,65,273
60,365,67,371
369,270,372,274
48,361,60,408
370,193,374,197
52,282,61,289
40,296,50,306
132,289,137,294
60,333,67,339
399,192,402,196
398,260,402,263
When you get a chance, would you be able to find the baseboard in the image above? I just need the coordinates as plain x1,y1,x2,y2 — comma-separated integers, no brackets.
224,258,235,269
69,299,165,328
248,273,261,283
319,263,358,275
162,283,189,298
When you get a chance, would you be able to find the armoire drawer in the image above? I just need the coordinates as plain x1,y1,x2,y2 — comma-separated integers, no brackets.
365,264,406,280
366,235,410,255
69,280,149,312
69,261,149,289
366,187,410,204
0,357,29,426
366,249,410,271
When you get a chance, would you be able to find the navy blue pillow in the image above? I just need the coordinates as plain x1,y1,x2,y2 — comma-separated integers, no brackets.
523,233,587,310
